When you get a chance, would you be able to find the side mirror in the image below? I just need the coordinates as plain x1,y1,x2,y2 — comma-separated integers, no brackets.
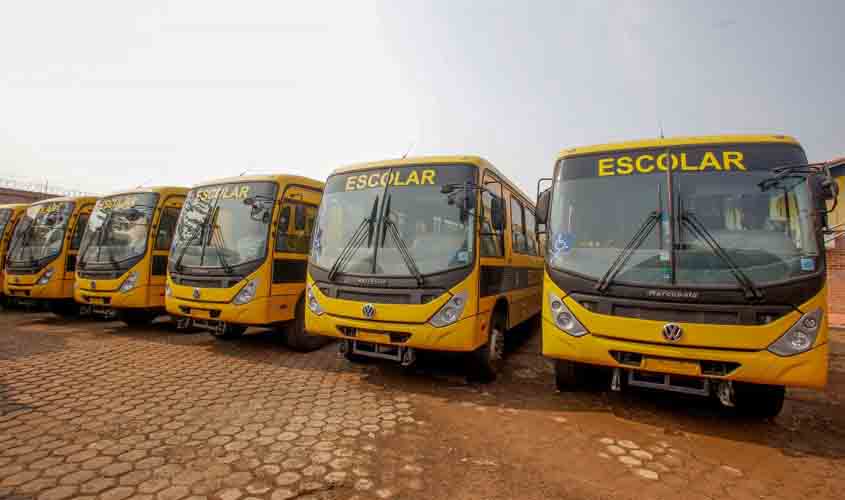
294,205,307,230
536,188,551,225
490,198,506,231
821,177,839,201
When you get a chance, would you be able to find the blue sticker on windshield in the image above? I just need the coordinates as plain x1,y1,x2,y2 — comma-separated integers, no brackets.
552,232,575,255
800,257,815,272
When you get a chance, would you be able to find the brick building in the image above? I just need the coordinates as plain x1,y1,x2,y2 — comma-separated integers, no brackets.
0,186,52,205
827,157,845,313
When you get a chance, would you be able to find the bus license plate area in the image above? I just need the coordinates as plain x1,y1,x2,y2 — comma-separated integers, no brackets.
643,357,700,376
351,341,404,362
628,370,710,397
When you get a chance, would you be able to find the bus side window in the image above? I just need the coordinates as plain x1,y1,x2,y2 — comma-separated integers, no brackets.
277,202,318,254
70,214,89,250
510,197,527,254
481,190,504,257
155,207,181,251
524,210,539,256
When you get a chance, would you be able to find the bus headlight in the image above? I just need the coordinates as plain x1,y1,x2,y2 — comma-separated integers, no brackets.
768,308,822,356
36,268,55,285
429,291,467,328
119,272,138,293
233,279,259,305
548,292,588,337
165,282,172,297
306,284,323,315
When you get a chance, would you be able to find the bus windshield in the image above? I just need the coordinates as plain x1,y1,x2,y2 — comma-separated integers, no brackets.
171,182,278,271
7,201,75,263
310,164,476,277
547,144,819,288
0,209,13,237
79,193,159,266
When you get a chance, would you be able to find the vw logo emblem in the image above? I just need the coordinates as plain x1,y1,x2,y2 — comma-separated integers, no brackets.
662,323,683,342
192,288,201,300
362,303,376,319
91,281,97,290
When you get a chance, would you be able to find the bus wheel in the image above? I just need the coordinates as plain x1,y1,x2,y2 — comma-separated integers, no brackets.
285,298,330,352
50,300,80,318
554,360,591,391
733,383,785,419
468,314,506,383
119,309,157,327
212,324,246,340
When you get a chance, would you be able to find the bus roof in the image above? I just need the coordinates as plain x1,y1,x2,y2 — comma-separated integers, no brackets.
558,134,801,160
98,186,189,198
0,203,29,211
331,155,535,207
192,174,324,190
30,195,98,206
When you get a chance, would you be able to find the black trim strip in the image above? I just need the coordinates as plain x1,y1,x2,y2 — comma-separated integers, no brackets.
480,266,542,297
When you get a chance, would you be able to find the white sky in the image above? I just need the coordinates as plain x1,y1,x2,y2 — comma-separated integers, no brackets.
1,0,843,197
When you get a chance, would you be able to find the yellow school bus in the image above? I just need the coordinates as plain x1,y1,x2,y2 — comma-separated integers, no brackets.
166,174,326,349
74,187,188,325
0,204,29,305
536,135,838,417
305,156,543,381
4,196,98,316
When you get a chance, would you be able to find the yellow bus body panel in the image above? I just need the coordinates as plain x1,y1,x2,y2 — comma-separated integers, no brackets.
4,196,97,303
0,204,29,295
165,175,323,328
305,155,543,354
541,275,829,389
74,187,188,311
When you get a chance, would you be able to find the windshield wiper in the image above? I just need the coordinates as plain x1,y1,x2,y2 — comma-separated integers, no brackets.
380,195,424,286
596,211,661,293
207,207,234,274
327,196,379,282
680,211,763,301
174,195,223,271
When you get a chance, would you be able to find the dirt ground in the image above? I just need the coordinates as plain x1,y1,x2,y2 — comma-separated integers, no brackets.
0,310,843,500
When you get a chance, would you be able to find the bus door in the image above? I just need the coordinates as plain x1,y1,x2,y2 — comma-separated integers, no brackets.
150,198,183,305
478,170,508,332
270,184,321,322
506,193,541,327
65,205,93,294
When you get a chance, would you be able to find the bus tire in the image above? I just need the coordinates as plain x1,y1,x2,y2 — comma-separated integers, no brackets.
119,309,157,327
212,324,246,340
733,383,785,419
285,298,331,352
50,300,80,319
467,312,506,383
554,359,590,391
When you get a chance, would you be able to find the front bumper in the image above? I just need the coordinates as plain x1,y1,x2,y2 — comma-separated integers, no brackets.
75,285,161,310
5,277,73,301
306,309,483,352
165,295,273,326
542,318,829,389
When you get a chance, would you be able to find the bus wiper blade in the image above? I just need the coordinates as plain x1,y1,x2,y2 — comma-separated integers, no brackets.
327,196,379,282
596,211,661,293
681,211,763,301
174,197,222,271
207,209,234,274
380,195,424,287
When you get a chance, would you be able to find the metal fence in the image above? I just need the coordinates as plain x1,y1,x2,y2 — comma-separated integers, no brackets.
0,177,98,197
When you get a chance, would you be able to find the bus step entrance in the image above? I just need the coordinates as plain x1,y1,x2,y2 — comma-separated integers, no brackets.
627,370,710,397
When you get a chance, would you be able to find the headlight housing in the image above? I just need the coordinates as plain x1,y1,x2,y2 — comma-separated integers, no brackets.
36,268,55,285
429,291,468,328
548,292,588,337
233,279,259,305
165,282,172,297
768,308,822,356
306,284,323,315
119,272,139,293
